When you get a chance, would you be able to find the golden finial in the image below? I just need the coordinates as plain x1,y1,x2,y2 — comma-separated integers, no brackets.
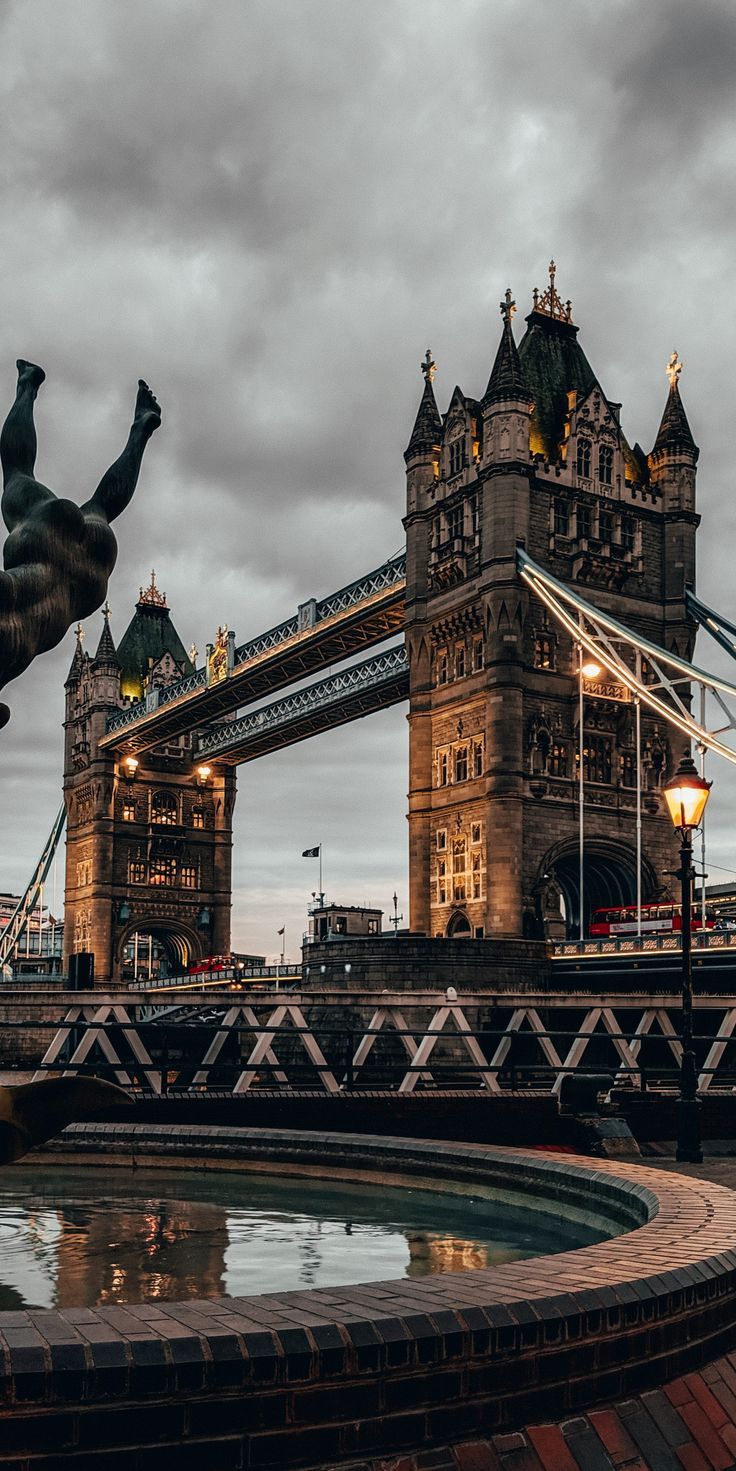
139,569,167,608
74,623,84,643
666,351,683,389
500,288,516,325
532,260,573,323
102,601,111,621
421,348,437,384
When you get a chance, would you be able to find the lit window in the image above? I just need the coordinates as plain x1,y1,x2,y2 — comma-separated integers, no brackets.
128,858,147,884
192,806,205,830
576,438,591,478
454,746,468,783
180,864,197,889
578,735,612,785
549,742,567,778
577,502,591,540
473,638,484,672
122,799,136,822
554,499,569,537
599,444,614,485
455,644,466,678
149,857,176,886
151,791,178,826
534,635,555,670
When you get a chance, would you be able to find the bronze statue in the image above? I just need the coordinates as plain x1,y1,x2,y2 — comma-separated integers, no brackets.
0,359,161,728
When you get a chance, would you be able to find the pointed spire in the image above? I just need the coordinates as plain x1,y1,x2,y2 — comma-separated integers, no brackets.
483,289,532,407
404,349,442,461
651,352,698,460
65,624,86,685
93,602,120,666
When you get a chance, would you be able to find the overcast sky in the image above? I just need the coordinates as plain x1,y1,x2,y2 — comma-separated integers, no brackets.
1,0,736,957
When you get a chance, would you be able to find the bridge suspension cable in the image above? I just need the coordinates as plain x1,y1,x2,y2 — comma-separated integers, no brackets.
0,804,66,971
686,587,736,664
517,547,736,769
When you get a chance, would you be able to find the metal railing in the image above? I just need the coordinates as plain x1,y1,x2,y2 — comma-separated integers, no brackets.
197,644,408,758
32,990,736,1097
105,551,406,737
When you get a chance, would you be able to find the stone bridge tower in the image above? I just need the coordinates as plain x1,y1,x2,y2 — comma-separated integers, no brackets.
404,268,698,939
63,575,235,983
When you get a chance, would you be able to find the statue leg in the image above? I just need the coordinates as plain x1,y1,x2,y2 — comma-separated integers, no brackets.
83,380,161,525
0,361,48,532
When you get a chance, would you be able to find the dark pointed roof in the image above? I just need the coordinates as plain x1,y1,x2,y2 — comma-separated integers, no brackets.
651,368,698,461
404,350,442,461
116,572,194,698
483,297,531,407
93,606,119,666
65,627,86,685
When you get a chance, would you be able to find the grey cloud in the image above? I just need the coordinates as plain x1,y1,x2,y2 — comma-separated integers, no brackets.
2,0,736,951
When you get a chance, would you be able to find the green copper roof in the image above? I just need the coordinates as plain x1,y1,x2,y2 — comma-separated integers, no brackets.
518,310,596,458
117,583,194,698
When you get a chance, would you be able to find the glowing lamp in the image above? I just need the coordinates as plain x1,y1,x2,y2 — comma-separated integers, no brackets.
196,764,212,786
581,659,602,680
662,752,711,832
122,755,138,781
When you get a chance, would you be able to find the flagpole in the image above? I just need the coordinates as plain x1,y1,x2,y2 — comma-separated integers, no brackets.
319,845,323,904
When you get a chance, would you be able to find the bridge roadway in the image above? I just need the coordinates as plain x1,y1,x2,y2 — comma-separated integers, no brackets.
552,940,736,993
99,553,406,756
196,644,408,763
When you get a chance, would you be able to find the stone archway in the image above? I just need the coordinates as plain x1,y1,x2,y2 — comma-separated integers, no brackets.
446,910,472,938
536,837,658,940
116,919,204,982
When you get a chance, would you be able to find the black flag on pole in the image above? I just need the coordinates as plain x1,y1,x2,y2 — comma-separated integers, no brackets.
302,847,320,858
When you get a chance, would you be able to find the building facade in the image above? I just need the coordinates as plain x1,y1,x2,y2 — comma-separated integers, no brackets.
63,576,235,982
404,266,698,939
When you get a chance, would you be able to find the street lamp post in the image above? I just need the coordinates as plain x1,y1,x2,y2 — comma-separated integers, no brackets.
662,751,712,1164
578,649,602,940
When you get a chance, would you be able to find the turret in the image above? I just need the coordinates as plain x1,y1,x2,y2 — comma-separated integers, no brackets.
648,353,699,657
648,351,699,513
481,288,534,467
404,350,442,604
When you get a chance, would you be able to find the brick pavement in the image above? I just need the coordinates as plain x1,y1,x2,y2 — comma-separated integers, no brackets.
320,1353,736,1469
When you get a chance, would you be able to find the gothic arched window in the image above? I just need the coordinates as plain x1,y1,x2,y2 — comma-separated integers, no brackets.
151,791,178,826
598,444,614,485
576,437,591,478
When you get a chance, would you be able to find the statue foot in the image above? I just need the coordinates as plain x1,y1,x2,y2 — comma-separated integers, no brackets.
15,360,45,392
134,379,161,438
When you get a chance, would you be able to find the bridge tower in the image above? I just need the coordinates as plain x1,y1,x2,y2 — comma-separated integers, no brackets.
63,575,235,982
404,269,698,939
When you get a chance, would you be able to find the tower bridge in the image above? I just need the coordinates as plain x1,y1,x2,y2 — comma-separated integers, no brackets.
51,263,731,984
99,551,406,757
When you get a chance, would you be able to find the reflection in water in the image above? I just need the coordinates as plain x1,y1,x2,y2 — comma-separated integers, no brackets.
0,1167,607,1309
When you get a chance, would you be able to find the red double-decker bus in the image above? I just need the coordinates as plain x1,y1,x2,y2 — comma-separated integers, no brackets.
589,903,717,938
